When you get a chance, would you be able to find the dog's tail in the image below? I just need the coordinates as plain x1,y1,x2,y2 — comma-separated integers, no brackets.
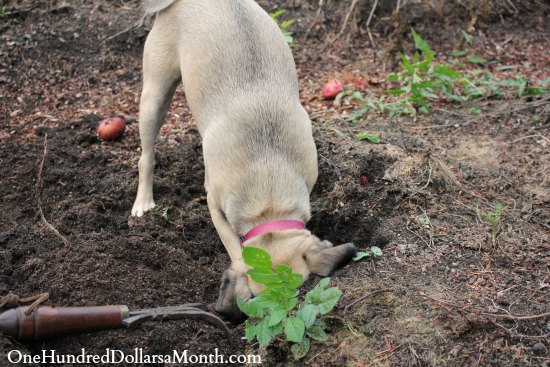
142,0,177,14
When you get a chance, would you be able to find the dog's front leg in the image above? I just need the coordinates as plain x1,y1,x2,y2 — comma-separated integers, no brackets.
131,25,181,217
207,194,244,268
208,193,251,320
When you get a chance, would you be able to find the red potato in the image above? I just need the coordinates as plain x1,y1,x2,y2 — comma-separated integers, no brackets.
98,117,126,141
322,79,343,99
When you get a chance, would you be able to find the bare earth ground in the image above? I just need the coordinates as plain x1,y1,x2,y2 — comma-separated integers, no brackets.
0,1,548,366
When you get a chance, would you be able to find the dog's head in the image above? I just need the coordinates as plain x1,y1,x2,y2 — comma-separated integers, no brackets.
215,231,356,321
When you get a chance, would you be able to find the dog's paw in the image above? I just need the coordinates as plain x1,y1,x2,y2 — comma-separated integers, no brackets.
131,200,156,217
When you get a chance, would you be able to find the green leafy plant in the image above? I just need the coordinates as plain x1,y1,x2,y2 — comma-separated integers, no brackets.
353,246,383,261
237,247,342,359
340,29,549,120
269,10,296,46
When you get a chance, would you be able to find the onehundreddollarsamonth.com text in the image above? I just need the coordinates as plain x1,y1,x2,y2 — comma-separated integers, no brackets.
5,348,262,364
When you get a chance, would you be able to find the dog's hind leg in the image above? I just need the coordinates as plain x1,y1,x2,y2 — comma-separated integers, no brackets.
132,23,180,217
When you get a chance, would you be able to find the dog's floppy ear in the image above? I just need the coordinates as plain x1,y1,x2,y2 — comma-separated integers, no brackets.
305,241,357,276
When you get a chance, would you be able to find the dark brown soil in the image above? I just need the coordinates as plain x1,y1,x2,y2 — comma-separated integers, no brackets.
1,1,548,366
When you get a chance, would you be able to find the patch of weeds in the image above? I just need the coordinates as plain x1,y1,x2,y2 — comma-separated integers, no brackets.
353,246,383,261
340,29,549,119
269,10,296,46
237,247,342,359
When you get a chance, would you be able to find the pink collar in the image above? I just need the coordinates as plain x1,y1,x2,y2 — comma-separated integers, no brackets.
240,220,305,246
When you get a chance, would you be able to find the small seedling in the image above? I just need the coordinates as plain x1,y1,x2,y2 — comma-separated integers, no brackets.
355,132,380,144
461,30,473,46
238,247,342,359
418,214,430,226
353,246,383,261
154,204,173,223
481,203,503,235
481,203,504,247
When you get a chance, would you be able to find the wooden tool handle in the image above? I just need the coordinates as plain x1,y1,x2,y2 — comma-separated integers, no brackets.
0,305,129,341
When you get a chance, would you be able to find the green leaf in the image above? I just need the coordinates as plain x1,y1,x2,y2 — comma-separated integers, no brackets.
537,77,550,86
353,251,372,261
269,9,285,20
275,265,303,288
296,304,317,328
318,277,331,289
433,65,461,79
291,338,310,359
469,107,481,115
498,79,523,87
237,297,265,318
370,246,383,258
306,322,329,341
346,108,369,122
267,307,287,327
418,214,430,225
496,65,518,71
242,246,272,270
351,91,366,102
260,286,298,304
356,133,380,144
411,28,434,59
335,91,348,101
517,79,527,97
256,319,274,348
316,287,343,315
400,53,414,74
269,321,284,336
284,33,294,46
281,19,296,28
461,30,473,45
246,268,279,285
467,56,487,65
449,50,468,57
384,89,407,95
523,87,549,96
418,106,431,114
284,316,305,342
245,320,257,342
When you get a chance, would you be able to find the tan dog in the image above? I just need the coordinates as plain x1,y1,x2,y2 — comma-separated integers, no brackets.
132,0,357,320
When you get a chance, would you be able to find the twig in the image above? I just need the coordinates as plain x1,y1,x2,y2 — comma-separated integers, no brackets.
343,288,393,314
309,109,337,119
365,0,378,48
492,321,550,340
36,134,69,247
331,0,360,43
305,0,324,38
510,134,550,144
104,14,146,42
420,293,550,321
